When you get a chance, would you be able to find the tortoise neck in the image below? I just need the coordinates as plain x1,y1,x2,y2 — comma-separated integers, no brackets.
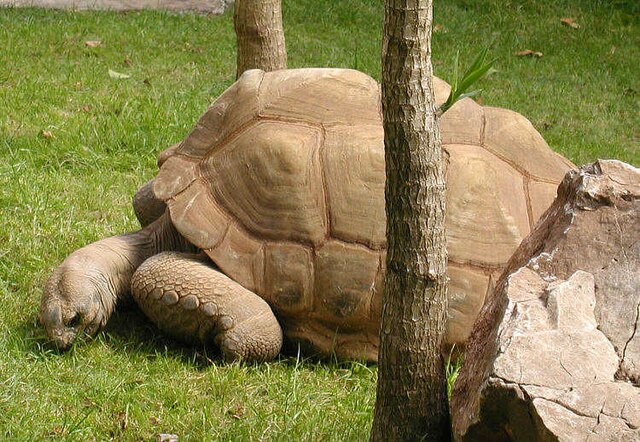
97,212,196,308
142,212,197,257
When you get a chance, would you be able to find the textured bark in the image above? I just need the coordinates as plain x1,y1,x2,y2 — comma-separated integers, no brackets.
234,0,287,78
370,0,450,440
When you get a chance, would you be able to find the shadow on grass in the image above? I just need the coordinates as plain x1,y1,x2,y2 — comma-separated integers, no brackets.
14,303,219,369
16,301,371,372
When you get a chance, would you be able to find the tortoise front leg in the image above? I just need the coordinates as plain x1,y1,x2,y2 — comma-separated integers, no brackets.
131,252,283,362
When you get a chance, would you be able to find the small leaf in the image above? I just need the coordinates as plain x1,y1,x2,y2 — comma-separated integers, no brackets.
227,403,245,420
457,89,482,101
434,24,447,33
560,17,580,29
108,69,131,79
123,58,133,66
457,63,494,97
41,130,54,139
116,411,127,430
84,40,101,47
439,47,495,116
464,47,490,78
515,49,543,57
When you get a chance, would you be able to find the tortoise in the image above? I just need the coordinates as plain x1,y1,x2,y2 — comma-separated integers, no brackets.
40,68,573,362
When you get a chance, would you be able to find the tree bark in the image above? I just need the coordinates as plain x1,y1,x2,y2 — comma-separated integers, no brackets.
234,0,287,78
370,0,450,440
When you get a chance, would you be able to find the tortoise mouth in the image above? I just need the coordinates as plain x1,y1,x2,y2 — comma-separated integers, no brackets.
49,328,77,351
40,302,102,351
46,320,101,351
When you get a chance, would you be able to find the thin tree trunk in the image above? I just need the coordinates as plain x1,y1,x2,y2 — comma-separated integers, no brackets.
370,0,450,440
234,0,287,78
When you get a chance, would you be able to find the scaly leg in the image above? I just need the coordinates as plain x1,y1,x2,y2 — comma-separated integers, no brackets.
131,252,283,362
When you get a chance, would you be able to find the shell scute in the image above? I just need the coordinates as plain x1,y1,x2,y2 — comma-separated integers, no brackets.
313,241,380,331
444,143,530,267
263,243,314,314
166,179,230,250
178,69,263,158
483,106,572,182
258,68,380,126
439,97,483,146
528,180,560,223
446,265,490,345
203,120,327,245
206,224,264,294
322,124,386,248
153,155,198,201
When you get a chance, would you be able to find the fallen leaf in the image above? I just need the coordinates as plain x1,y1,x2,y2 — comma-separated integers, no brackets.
227,403,245,420
52,426,64,435
158,434,178,442
149,416,160,426
434,23,447,33
123,58,133,66
85,40,102,47
116,411,127,430
515,49,543,57
108,69,131,79
475,96,484,105
143,78,151,86
81,105,91,112
82,396,98,407
41,130,54,139
560,17,580,29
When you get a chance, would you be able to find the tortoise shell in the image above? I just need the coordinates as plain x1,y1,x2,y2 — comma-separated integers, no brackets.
153,68,573,361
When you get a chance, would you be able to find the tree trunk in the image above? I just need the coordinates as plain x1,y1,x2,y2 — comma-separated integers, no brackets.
234,0,287,78
370,0,450,440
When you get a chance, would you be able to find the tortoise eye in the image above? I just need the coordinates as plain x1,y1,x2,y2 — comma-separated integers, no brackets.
66,314,81,328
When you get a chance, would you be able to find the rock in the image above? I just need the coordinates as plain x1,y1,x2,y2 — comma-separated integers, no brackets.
451,160,640,441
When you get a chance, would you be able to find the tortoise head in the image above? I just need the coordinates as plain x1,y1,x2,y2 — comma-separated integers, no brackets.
39,261,108,350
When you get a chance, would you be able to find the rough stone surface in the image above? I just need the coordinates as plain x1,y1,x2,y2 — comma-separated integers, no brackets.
0,0,230,13
451,160,640,441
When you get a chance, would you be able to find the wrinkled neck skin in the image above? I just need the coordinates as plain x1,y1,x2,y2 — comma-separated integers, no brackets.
94,214,194,308
41,212,196,348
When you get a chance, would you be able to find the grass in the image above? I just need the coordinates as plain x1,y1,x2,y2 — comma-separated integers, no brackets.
0,0,637,439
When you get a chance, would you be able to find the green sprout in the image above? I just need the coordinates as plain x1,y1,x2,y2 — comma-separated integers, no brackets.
438,48,496,116
445,345,463,399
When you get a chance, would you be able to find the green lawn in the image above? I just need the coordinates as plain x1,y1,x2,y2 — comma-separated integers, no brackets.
0,0,638,439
